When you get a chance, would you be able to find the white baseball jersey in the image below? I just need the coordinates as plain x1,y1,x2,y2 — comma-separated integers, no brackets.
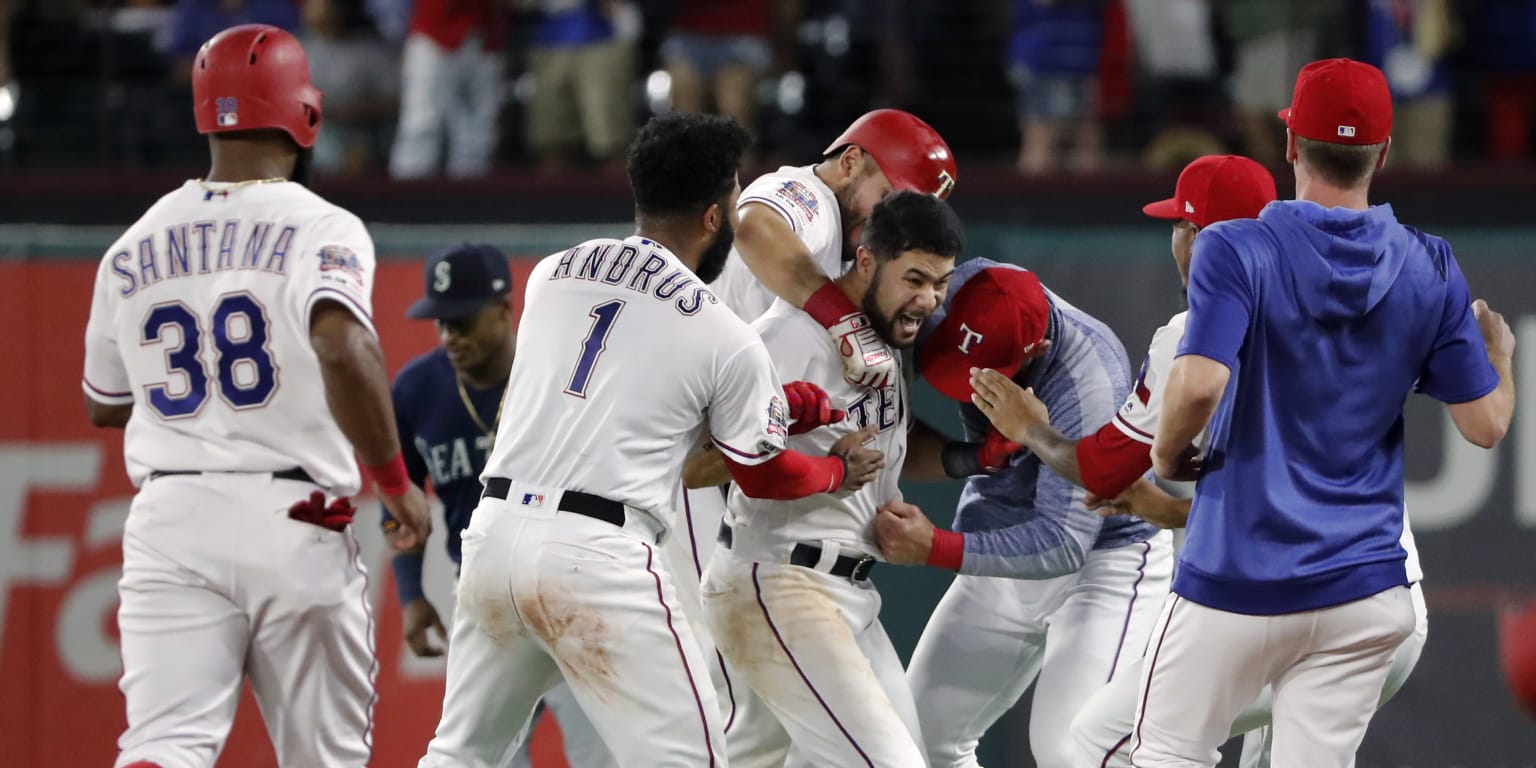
723,299,908,556
710,165,845,323
1114,310,1422,580
82,179,376,494
481,235,788,531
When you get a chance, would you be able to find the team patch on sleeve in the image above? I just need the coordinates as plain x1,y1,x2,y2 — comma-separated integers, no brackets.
317,245,364,287
773,180,820,222
761,393,789,452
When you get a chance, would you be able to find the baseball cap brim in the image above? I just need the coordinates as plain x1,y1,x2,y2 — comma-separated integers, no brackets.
919,345,1024,403
1141,198,1183,221
405,296,497,320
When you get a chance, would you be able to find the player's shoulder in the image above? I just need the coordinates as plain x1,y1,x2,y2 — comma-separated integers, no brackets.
394,347,452,391
752,299,825,347
740,166,829,230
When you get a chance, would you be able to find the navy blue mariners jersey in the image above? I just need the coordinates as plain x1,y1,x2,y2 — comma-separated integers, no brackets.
384,347,505,602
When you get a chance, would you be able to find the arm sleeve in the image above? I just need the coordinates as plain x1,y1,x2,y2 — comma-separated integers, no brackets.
82,255,134,405
708,337,789,466
1177,232,1253,369
956,342,1131,579
1416,248,1500,403
291,212,378,336
723,450,844,499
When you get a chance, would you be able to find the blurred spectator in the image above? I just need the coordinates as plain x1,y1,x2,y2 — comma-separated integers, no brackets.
168,0,302,75
1468,0,1536,163
389,0,505,179
1222,0,1339,168
1125,0,1228,170
1360,0,1456,169
1007,0,1106,175
522,0,637,173
366,0,412,44
659,0,799,141
302,0,398,176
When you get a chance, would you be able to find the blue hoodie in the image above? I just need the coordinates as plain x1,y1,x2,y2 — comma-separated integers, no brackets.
1174,200,1497,615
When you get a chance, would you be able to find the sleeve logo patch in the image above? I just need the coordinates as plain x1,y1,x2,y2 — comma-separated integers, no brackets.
773,180,819,222
318,245,363,283
765,393,789,441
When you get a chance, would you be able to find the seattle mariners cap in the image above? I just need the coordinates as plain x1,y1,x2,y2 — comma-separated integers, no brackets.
1278,58,1393,145
406,242,513,320
1142,155,1278,229
918,267,1050,402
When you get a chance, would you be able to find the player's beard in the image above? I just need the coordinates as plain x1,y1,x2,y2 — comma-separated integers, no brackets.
694,215,735,284
859,262,919,349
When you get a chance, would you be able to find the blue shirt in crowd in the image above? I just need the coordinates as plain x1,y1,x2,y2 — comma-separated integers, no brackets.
923,258,1157,580
1177,200,1498,615
383,348,506,603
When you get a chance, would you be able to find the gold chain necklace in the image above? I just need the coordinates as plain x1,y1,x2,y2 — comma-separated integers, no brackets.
195,177,287,199
456,375,505,438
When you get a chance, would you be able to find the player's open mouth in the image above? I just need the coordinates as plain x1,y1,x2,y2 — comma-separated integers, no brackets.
896,311,923,335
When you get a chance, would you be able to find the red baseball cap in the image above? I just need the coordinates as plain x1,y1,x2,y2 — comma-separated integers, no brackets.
1278,58,1393,145
919,267,1050,402
1142,155,1277,229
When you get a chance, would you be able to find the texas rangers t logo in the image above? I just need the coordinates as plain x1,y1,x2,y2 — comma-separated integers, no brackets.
958,323,984,354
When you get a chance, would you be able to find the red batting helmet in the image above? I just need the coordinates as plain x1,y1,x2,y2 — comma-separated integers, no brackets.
192,25,323,148
825,109,958,200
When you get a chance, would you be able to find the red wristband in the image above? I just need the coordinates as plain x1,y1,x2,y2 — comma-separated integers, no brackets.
364,453,410,498
804,280,858,328
927,528,965,571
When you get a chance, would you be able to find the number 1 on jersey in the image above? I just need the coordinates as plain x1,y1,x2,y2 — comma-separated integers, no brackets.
565,300,625,398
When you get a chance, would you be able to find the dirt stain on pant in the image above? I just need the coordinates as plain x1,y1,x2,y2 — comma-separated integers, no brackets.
517,577,617,701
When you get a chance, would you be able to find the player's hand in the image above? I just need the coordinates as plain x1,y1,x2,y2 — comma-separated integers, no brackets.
830,425,884,491
874,500,936,565
403,598,449,658
1090,480,1191,529
969,368,1050,446
828,312,896,389
1474,299,1516,360
783,380,846,435
381,484,431,552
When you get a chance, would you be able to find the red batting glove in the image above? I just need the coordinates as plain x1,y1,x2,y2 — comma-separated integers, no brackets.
321,497,357,532
978,428,1023,472
783,380,847,435
289,491,356,532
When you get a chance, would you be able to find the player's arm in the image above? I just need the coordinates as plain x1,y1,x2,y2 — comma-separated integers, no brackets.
1154,232,1248,479
902,419,1019,482
81,253,136,429
1086,477,1190,529
309,301,430,550
1447,299,1516,448
734,202,894,387
84,397,133,428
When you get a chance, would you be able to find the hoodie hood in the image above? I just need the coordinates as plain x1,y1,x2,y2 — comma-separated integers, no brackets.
1258,201,1409,321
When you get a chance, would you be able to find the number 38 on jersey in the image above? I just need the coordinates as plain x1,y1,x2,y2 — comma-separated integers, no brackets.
142,291,278,419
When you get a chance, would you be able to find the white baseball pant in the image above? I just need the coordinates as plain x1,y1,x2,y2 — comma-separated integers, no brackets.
907,531,1174,768
1129,585,1417,768
1070,582,1428,767
420,484,726,768
114,473,374,768
702,542,927,768
666,484,790,768
505,683,616,768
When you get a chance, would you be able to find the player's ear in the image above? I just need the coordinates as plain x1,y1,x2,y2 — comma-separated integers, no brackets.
839,145,864,178
1376,137,1391,171
1285,129,1299,165
855,245,877,276
703,202,723,235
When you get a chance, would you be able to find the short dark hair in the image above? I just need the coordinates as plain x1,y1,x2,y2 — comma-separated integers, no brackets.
626,112,751,219
1296,136,1386,187
861,190,965,261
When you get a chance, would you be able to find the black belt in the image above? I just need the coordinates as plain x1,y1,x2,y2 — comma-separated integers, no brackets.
717,523,877,583
482,477,626,527
149,467,315,484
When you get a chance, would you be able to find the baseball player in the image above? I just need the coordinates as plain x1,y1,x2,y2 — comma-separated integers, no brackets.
81,25,431,768
874,258,1175,768
418,112,884,768
672,107,961,761
386,242,613,768
967,155,1428,767
687,191,1019,768
1133,59,1515,766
